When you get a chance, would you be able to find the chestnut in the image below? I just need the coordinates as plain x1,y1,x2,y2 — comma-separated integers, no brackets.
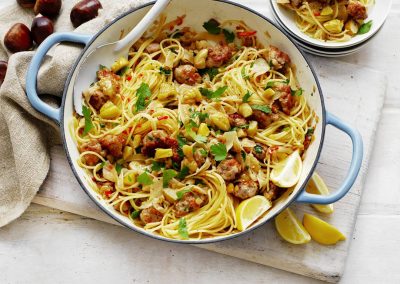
4,23,33,53
31,16,54,45
16,0,36,8
0,61,8,87
70,0,102,28
34,0,62,17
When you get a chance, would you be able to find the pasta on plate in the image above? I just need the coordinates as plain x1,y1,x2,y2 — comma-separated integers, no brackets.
277,0,374,42
71,15,317,240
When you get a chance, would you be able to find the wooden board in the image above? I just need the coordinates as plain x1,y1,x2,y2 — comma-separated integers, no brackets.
33,58,386,282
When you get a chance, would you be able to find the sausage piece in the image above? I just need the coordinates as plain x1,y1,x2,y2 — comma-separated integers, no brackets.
251,110,279,129
174,192,207,217
206,44,232,68
99,133,127,158
216,158,242,181
140,207,163,224
267,46,291,70
264,182,286,201
141,130,181,162
228,113,247,127
347,2,367,20
252,144,268,161
174,65,201,85
89,89,109,110
233,179,259,200
79,140,102,166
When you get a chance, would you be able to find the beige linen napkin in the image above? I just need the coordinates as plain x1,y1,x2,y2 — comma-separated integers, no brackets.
0,0,146,227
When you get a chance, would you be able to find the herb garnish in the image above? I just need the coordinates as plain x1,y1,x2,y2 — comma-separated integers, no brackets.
178,218,189,239
82,105,94,135
210,143,228,161
199,86,228,100
135,83,151,112
358,20,373,35
163,169,177,188
137,172,153,186
251,105,271,114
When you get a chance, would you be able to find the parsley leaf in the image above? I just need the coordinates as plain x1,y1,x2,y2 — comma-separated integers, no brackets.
137,172,153,186
203,19,221,35
176,188,191,200
135,83,151,112
306,127,315,136
131,210,141,219
254,145,263,154
241,150,247,161
199,86,228,100
151,161,165,171
99,64,106,70
163,169,177,188
159,67,171,75
178,218,189,239
176,166,190,180
265,81,275,89
223,28,235,43
241,66,249,80
177,135,187,148
242,91,252,103
115,163,123,175
199,67,219,80
82,105,94,136
199,149,208,157
251,105,271,114
210,143,227,161
190,110,209,122
117,66,130,76
358,20,373,35
171,31,184,38
291,88,303,96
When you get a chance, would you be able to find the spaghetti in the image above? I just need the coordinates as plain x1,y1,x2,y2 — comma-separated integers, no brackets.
71,16,316,240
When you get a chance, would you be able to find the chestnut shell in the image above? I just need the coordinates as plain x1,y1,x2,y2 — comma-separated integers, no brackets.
70,0,102,28
16,0,36,8
4,23,33,53
31,16,54,45
34,0,62,17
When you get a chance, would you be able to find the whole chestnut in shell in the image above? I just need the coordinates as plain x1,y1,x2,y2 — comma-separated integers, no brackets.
16,0,36,8
31,16,54,45
70,0,102,28
0,61,8,87
4,23,33,53
34,0,62,17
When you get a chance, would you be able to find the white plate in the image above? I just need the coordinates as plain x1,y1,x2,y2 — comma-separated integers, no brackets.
270,0,392,49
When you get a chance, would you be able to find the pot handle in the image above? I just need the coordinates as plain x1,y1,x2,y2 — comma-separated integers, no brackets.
296,112,363,204
26,32,92,124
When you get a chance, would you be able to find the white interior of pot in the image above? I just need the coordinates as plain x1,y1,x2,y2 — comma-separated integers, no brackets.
62,0,324,243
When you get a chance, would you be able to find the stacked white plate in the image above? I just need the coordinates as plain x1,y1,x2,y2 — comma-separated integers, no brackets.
269,0,392,57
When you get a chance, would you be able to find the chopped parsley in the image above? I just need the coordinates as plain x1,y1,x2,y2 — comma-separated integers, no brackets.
203,19,221,35
137,172,153,186
159,67,171,75
99,64,106,70
115,163,123,175
190,110,209,123
176,166,190,180
254,145,263,154
241,150,247,161
117,66,130,76
199,149,208,157
199,86,228,100
210,143,227,161
151,161,165,171
199,67,219,81
131,210,141,219
178,218,189,239
176,188,191,200
251,105,271,114
177,135,187,148
162,169,177,188
241,66,250,80
223,28,235,43
358,20,373,35
82,105,94,136
291,88,303,96
265,81,275,89
135,83,151,112
306,128,315,136
242,91,252,103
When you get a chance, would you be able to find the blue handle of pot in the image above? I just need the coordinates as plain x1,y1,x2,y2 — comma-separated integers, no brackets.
296,112,363,204
26,32,92,124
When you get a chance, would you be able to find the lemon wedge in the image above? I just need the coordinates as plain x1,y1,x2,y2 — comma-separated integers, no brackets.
275,208,311,244
303,213,346,245
306,172,334,214
270,150,303,188
236,196,272,231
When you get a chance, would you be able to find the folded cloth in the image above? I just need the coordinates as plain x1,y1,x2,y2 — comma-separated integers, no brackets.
0,0,146,227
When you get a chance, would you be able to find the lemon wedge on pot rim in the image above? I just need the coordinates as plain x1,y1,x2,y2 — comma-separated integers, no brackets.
236,196,272,231
270,150,303,188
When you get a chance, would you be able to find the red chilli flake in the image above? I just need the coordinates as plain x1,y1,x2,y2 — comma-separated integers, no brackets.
126,75,132,81
157,115,169,121
237,31,257,37
314,11,321,16
105,190,113,197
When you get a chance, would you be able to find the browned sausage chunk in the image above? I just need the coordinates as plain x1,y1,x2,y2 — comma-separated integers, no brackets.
217,158,242,181
347,2,367,20
89,89,109,110
228,113,247,127
97,68,121,94
99,133,127,158
175,192,207,217
79,140,102,166
141,130,181,162
233,179,259,200
206,44,232,68
140,207,163,224
267,46,291,70
252,144,268,161
251,110,279,129
145,43,161,54
264,182,286,201
174,65,202,85
275,84,294,115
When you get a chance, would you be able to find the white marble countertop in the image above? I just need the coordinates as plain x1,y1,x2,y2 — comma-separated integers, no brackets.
1,0,399,283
